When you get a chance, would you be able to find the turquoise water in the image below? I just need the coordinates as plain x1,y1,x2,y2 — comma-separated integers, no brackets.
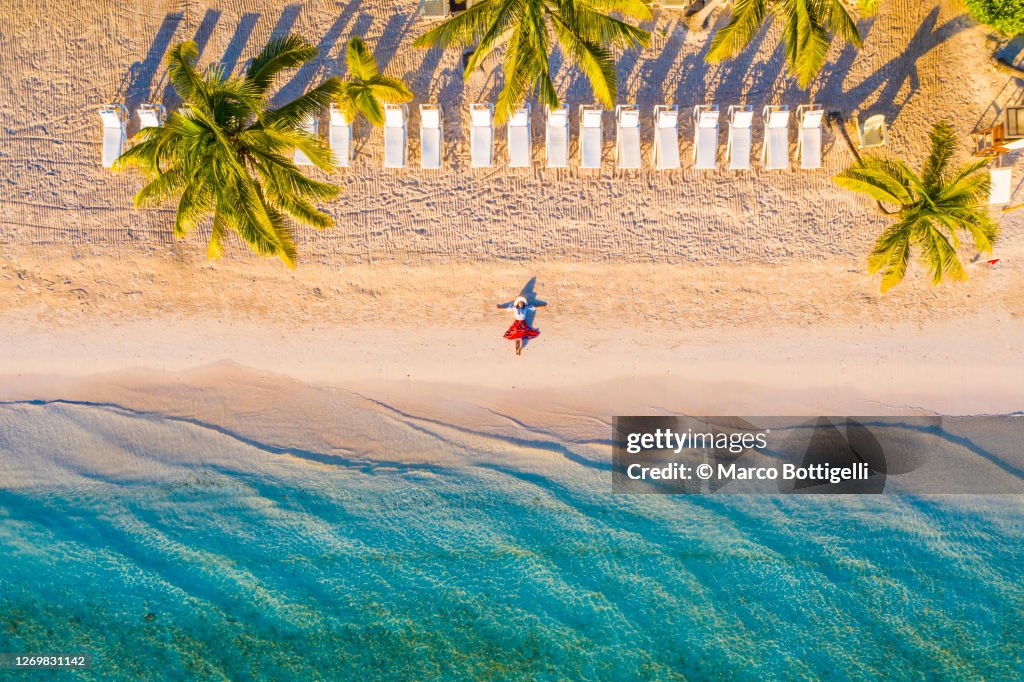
0,403,1022,680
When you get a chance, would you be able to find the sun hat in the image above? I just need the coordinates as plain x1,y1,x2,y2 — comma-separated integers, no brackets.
513,296,528,308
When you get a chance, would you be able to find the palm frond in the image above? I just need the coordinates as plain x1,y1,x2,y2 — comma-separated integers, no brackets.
867,218,913,292
818,0,863,47
918,221,967,285
264,77,342,129
247,35,318,93
492,5,548,119
584,0,654,22
208,211,227,260
920,120,957,190
833,161,915,205
551,16,617,107
345,35,381,81
413,0,505,49
856,0,880,17
370,79,414,103
465,0,526,74
563,2,651,49
173,180,214,238
166,41,206,104
937,158,991,206
707,0,769,64
783,0,833,88
253,149,340,202
133,166,187,207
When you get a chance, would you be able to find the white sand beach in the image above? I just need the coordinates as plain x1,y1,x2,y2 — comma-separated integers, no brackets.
0,0,1022,421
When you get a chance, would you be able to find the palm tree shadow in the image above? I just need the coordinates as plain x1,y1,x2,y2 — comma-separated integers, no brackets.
374,12,418,71
269,3,303,40
706,13,775,104
820,8,970,120
640,16,690,103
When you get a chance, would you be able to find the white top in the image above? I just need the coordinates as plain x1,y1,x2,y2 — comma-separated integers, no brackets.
511,305,534,320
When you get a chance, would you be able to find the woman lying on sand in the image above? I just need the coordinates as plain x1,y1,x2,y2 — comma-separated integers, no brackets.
501,296,544,356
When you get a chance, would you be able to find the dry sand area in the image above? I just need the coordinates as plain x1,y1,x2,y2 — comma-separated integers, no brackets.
0,0,1022,414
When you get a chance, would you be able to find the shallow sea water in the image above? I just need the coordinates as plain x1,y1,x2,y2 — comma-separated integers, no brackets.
0,402,1021,680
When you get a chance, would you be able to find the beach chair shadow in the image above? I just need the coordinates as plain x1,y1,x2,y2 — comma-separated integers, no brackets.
219,12,260,76
265,3,302,42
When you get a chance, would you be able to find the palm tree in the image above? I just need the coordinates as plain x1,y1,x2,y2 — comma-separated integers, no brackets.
834,121,998,293
413,0,651,122
335,36,413,126
114,36,341,268
706,0,869,88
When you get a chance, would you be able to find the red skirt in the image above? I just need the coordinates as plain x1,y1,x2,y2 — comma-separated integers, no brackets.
504,320,540,340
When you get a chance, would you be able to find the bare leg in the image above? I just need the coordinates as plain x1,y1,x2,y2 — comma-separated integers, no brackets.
515,339,522,355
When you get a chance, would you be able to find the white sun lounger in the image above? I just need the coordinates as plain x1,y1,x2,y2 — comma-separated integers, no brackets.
762,105,790,170
546,106,569,168
856,113,888,149
470,103,494,168
726,105,753,171
692,105,719,170
329,105,352,168
384,103,408,169
294,113,318,166
100,104,127,168
137,103,165,130
990,167,1013,204
579,105,603,169
616,104,641,169
797,104,824,170
652,105,680,170
508,104,531,168
420,104,442,170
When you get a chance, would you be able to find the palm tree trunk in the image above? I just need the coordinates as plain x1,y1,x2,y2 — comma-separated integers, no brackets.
828,111,900,216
